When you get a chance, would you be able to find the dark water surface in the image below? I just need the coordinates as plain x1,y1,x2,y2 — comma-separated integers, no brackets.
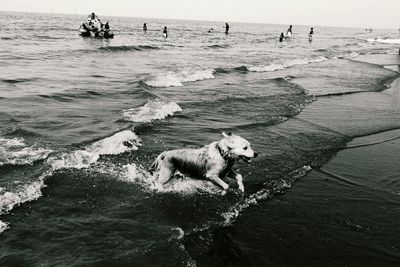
1,11,400,266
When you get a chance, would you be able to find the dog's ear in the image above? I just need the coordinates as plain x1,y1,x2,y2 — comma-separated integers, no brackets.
222,132,232,138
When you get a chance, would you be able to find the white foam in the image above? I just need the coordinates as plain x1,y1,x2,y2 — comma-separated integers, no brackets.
249,57,327,72
0,137,52,166
123,99,182,123
0,220,9,233
144,68,215,87
0,130,143,233
0,176,46,214
285,56,327,67
0,137,25,147
50,130,141,170
248,64,286,72
367,38,400,44
121,163,219,194
0,171,50,233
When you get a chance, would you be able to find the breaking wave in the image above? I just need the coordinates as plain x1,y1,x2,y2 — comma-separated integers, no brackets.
0,130,142,233
123,99,182,123
248,57,328,72
143,68,215,87
50,130,141,170
0,137,52,166
0,171,49,234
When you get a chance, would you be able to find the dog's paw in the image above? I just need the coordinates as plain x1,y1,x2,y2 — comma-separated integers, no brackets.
238,184,245,193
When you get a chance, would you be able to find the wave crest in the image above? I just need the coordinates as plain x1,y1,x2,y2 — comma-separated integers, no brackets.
144,69,215,87
0,171,50,233
123,99,182,123
0,137,52,166
50,130,141,170
249,57,327,72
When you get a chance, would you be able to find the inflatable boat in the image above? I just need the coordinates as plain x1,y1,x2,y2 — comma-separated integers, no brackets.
79,14,114,39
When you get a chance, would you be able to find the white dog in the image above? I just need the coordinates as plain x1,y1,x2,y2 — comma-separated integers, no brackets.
149,132,258,193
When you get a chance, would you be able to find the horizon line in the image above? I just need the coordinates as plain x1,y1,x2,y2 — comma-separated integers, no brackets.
0,9,397,30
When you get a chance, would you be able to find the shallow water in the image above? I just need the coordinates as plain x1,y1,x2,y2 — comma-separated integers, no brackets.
1,11,400,266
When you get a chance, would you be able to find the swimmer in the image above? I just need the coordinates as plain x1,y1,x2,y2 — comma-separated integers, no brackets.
279,32,284,42
163,26,168,38
309,27,314,42
286,25,293,37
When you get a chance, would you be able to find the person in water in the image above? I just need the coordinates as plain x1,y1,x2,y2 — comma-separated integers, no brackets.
225,23,230,34
163,26,168,38
143,23,147,32
308,27,314,42
104,22,110,32
279,32,284,42
287,25,293,36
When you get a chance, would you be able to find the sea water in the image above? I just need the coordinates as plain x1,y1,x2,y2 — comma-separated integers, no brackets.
1,11,400,266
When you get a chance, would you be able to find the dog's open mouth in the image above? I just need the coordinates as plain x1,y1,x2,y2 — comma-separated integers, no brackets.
239,155,252,163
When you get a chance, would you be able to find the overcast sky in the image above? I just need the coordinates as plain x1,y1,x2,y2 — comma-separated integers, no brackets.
2,0,399,29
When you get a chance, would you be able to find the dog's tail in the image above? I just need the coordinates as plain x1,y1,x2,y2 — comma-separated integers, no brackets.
148,152,165,175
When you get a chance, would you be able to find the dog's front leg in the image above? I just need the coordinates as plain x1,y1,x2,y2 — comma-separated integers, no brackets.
236,174,244,192
227,170,244,192
206,175,229,192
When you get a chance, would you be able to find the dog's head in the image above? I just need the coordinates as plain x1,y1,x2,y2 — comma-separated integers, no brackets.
218,132,258,163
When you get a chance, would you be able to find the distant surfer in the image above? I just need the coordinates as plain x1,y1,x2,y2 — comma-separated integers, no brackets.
225,23,229,34
208,28,214,33
279,32,284,42
143,23,147,32
286,25,293,38
163,26,168,38
308,27,314,42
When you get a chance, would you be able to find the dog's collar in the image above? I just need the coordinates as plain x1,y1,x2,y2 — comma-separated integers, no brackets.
217,143,229,159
